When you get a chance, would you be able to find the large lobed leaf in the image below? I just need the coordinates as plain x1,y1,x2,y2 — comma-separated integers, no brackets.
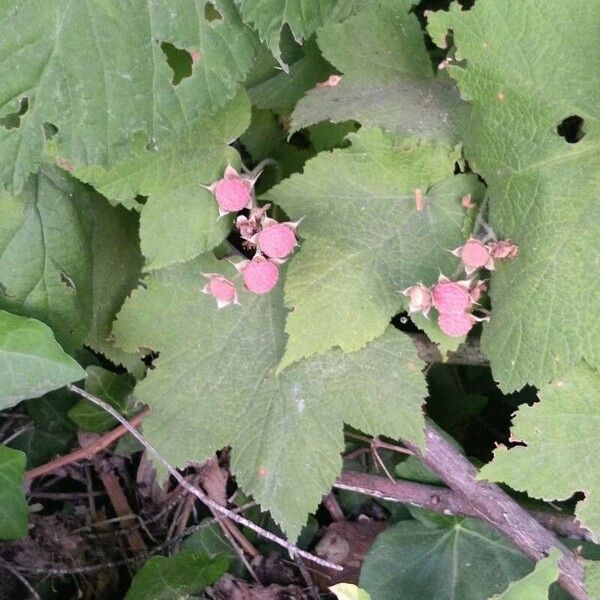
489,549,561,600
359,518,534,600
0,0,257,193
0,165,143,368
480,362,600,539
263,127,481,369
74,91,251,270
114,255,427,539
0,310,84,409
292,0,466,144
428,0,600,391
235,0,365,68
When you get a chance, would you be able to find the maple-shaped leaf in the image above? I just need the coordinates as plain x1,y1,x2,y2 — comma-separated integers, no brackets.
291,0,466,144
74,91,250,271
360,517,534,600
428,1,600,391
114,256,427,539
262,127,482,370
0,0,257,193
480,362,600,538
234,0,363,69
0,166,142,367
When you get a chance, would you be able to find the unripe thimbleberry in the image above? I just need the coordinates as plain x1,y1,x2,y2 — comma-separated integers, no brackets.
432,276,473,314
201,273,239,308
438,312,476,337
452,238,494,275
204,165,256,217
402,283,433,317
256,221,298,259
238,256,279,295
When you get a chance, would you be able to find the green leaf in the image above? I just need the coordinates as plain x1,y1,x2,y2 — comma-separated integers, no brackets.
480,362,600,539
291,0,466,143
248,39,333,112
82,188,144,374
489,549,561,600
114,256,427,539
330,583,371,600
359,518,534,600
10,390,77,468
262,128,478,369
0,310,84,409
125,552,229,600
73,91,251,271
68,366,135,433
235,0,338,68
0,445,28,539
428,0,600,391
0,0,257,193
585,560,600,600
0,165,143,358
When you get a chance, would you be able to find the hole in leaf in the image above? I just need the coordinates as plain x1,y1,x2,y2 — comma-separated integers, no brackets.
557,115,585,143
160,42,193,85
0,97,29,130
204,3,222,22
60,272,76,290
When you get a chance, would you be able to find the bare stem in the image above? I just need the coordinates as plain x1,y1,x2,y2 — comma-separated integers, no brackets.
334,471,592,542
67,385,342,573
405,422,588,600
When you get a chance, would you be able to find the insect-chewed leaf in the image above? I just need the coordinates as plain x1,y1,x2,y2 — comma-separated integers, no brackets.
428,0,600,391
0,0,257,193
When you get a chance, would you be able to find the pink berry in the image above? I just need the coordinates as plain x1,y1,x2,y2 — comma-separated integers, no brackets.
452,238,493,275
201,274,238,308
241,257,279,295
432,280,473,314
257,223,297,259
213,177,251,214
403,283,433,317
438,312,475,337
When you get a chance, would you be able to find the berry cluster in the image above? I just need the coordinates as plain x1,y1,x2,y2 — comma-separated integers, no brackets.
201,166,301,308
403,237,518,337
451,237,518,276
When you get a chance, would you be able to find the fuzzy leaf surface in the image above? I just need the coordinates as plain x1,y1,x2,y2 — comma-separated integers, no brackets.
0,166,142,361
114,256,427,539
74,91,250,270
0,445,28,539
235,0,337,67
0,0,257,193
359,518,533,600
292,0,465,143
428,0,600,391
263,128,477,369
480,362,600,538
0,311,85,409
